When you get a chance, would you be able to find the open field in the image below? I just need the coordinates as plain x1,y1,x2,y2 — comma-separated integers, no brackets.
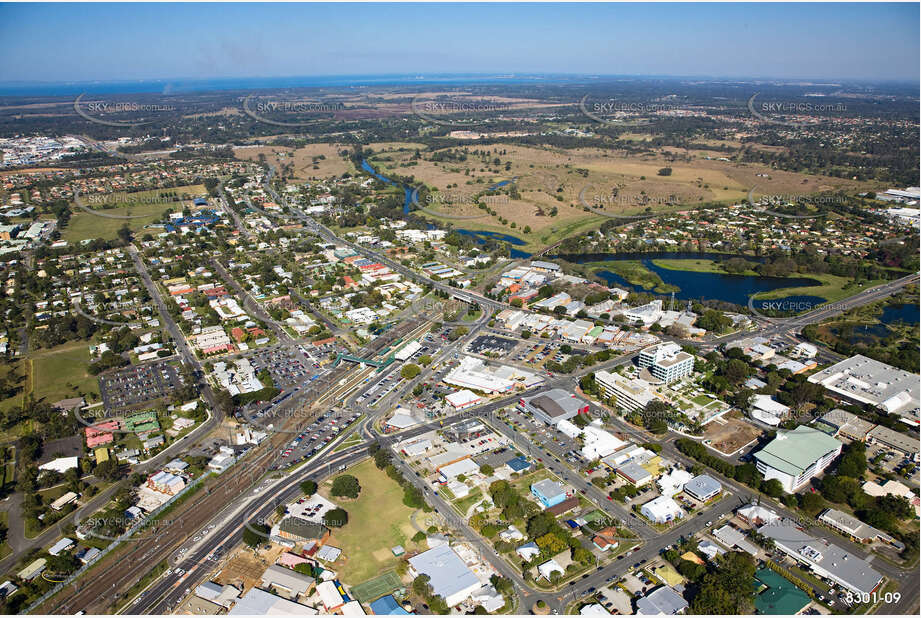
64,184,206,242
752,273,889,304
651,258,759,276
368,142,866,251
30,341,99,405
319,459,424,585
233,144,354,180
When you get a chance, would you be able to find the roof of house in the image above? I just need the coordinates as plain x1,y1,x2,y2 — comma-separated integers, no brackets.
547,496,580,516
228,586,318,615
278,517,328,541
636,586,689,615
531,478,566,499
261,564,315,595
369,595,410,615
506,456,531,472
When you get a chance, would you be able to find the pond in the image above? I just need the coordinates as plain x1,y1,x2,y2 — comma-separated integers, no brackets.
557,252,824,309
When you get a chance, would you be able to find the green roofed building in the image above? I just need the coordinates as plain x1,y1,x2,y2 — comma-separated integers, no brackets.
753,425,842,493
753,568,811,615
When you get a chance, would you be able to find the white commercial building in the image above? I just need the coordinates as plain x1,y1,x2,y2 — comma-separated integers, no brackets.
408,545,484,607
444,355,542,394
637,343,694,383
580,424,626,460
749,394,790,426
595,370,656,412
446,389,481,410
753,426,842,493
657,469,693,497
808,355,919,426
438,458,480,482
622,300,663,327
641,496,685,524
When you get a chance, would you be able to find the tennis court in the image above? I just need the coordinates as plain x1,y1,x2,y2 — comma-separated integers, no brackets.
351,570,402,602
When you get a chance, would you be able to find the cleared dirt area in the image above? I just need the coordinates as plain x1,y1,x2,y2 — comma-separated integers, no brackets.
213,544,284,593
703,415,763,456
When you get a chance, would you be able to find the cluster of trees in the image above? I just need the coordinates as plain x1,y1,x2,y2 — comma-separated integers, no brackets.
689,551,757,614
481,481,596,576
30,314,99,350
545,347,617,375
674,438,788,499
369,443,427,509
411,574,449,614
813,441,917,557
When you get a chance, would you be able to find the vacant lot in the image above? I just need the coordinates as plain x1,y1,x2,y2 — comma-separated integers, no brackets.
31,341,99,405
65,184,206,242
319,459,425,585
234,144,353,180
703,415,763,456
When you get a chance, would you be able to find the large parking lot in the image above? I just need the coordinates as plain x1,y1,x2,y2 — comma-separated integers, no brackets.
99,361,183,411
247,346,312,390
466,334,518,355
274,408,362,468
359,339,440,409
498,405,585,460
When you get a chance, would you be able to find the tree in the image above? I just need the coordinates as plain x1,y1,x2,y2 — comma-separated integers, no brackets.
690,551,755,615
117,224,132,244
401,364,422,379
535,532,567,556
412,573,433,596
418,355,433,367
243,521,269,548
761,478,785,498
479,464,494,476
299,480,318,496
374,449,391,469
403,484,426,509
324,507,349,527
331,474,361,499
837,442,867,478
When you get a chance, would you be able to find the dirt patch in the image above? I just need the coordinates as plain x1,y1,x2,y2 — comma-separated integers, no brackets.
703,416,763,455
214,544,284,593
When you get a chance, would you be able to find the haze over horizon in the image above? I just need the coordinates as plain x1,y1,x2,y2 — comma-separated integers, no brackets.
0,2,918,85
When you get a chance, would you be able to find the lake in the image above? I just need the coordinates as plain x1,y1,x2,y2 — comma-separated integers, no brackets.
556,251,825,309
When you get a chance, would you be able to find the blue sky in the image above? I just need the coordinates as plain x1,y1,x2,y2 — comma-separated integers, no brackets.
0,2,917,83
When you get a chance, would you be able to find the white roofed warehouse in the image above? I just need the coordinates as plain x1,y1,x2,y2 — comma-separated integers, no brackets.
407,544,483,607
